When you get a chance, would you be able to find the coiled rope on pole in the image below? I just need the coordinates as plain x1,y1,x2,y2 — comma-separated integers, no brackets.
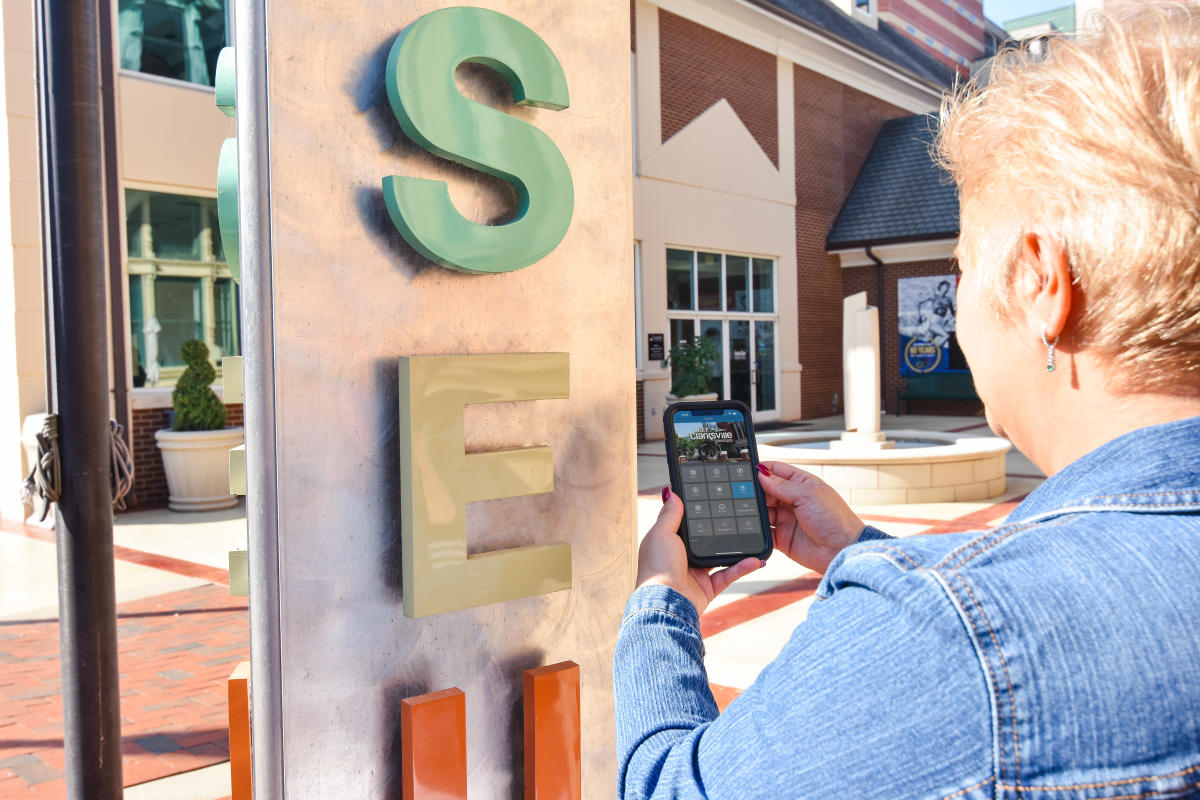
110,419,134,511
21,414,137,517
22,414,61,521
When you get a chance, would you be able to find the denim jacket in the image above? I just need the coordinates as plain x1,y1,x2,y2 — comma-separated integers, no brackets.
614,417,1200,799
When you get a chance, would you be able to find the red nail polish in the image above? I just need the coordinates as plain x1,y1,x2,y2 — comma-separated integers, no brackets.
759,559,767,568
661,486,670,503
757,463,770,476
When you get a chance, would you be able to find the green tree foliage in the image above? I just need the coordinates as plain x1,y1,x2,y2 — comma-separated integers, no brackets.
669,336,719,397
172,339,227,431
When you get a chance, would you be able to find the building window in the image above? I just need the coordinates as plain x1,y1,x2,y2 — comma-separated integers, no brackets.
665,249,778,414
118,0,226,86
126,189,239,388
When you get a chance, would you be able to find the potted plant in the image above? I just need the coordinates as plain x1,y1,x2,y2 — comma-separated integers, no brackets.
155,339,244,511
666,335,720,402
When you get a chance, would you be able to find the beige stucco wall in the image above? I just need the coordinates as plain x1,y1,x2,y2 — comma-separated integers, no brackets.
118,72,232,193
257,1,634,795
0,0,45,522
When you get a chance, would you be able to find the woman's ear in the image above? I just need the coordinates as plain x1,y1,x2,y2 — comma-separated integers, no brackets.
1016,231,1072,340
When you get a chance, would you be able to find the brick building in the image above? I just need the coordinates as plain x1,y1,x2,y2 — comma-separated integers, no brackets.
633,0,995,440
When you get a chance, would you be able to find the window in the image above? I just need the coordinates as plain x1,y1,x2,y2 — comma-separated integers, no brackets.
665,249,779,414
667,250,775,314
119,0,226,86
126,189,239,387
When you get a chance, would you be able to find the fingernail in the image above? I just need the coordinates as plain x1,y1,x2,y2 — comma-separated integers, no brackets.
757,463,770,476
661,486,670,503
759,559,767,568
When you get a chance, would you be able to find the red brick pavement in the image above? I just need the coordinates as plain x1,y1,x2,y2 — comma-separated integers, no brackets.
0,584,247,798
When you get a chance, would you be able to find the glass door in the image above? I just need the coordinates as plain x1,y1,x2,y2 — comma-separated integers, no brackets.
729,320,751,408
754,321,776,413
666,248,778,418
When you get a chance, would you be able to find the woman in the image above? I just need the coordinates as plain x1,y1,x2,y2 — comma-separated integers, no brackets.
614,6,1200,798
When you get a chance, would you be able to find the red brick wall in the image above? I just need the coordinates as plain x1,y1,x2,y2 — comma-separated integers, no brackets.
127,403,244,510
793,64,906,419
658,10,778,166
880,0,983,72
842,259,983,416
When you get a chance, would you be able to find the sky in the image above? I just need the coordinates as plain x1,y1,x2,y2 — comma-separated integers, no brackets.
982,0,1070,25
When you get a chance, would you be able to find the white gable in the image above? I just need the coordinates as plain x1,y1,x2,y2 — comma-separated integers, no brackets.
639,99,794,205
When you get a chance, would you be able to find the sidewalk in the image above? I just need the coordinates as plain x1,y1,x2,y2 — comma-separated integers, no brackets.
0,416,1042,797
0,505,248,800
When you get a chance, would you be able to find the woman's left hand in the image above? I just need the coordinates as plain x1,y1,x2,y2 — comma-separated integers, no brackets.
636,488,763,616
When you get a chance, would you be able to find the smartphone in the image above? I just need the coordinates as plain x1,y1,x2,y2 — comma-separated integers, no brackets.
663,400,774,568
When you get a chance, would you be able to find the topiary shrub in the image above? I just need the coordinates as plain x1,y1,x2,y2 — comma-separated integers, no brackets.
172,339,227,431
669,335,720,398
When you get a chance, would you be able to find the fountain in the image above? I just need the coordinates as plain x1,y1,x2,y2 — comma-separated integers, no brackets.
756,293,1011,504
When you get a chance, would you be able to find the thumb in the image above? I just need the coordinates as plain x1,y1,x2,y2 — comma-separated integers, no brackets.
757,471,809,507
649,488,685,538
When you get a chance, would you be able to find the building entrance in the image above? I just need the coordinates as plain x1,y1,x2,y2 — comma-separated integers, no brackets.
666,247,778,419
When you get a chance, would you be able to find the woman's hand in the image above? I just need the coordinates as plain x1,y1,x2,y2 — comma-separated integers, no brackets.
636,488,762,616
757,461,866,574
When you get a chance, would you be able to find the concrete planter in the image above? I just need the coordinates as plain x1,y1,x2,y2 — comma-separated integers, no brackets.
155,427,244,511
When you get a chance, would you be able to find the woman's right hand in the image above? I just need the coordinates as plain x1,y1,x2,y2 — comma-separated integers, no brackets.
757,461,867,575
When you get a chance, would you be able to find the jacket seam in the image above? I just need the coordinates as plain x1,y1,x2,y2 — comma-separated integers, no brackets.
845,545,923,570
942,776,994,799
620,606,701,635
938,500,1200,570
1077,492,1200,501
1003,501,1200,530
996,761,1200,791
936,522,1038,571
937,568,1010,790
953,568,1021,789
938,516,1074,571
1100,781,1200,800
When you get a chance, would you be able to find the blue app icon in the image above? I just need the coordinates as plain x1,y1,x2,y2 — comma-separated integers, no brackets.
731,481,755,499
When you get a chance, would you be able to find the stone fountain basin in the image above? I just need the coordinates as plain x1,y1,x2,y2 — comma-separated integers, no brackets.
757,429,1013,505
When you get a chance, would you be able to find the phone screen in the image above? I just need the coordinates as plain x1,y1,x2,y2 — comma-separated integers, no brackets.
668,405,770,562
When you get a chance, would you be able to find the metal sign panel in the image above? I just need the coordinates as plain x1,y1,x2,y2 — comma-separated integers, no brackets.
235,0,634,795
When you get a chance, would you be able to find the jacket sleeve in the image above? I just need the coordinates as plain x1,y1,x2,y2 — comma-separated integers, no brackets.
613,546,994,800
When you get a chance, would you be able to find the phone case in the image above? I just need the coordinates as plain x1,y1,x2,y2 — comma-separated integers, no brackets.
662,399,774,568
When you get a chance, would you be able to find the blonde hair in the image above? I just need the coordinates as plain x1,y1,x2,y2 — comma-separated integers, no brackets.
936,3,1200,391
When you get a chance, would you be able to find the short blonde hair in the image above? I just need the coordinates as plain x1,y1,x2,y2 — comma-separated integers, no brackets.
936,3,1200,391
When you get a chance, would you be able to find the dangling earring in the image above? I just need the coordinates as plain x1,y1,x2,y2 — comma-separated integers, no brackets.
1041,324,1059,373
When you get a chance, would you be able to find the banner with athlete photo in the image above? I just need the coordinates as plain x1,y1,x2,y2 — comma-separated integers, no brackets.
897,275,968,375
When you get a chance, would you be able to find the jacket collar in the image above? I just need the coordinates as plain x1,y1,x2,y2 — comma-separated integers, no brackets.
1006,415,1200,525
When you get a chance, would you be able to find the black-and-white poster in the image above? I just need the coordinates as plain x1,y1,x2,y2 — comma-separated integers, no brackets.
897,275,967,375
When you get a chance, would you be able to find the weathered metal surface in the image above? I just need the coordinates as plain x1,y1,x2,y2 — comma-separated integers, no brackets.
242,0,634,795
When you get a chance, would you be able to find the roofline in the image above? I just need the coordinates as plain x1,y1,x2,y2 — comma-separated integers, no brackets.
827,236,958,268
741,0,952,92
825,230,959,250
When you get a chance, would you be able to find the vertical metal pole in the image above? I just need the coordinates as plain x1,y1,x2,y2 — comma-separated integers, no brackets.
235,0,286,794
34,0,124,797
98,0,131,448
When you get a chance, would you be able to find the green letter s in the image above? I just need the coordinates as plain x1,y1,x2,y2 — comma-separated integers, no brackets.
383,7,574,273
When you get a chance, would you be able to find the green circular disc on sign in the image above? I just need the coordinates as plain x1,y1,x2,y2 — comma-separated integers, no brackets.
217,138,240,284
215,47,236,118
